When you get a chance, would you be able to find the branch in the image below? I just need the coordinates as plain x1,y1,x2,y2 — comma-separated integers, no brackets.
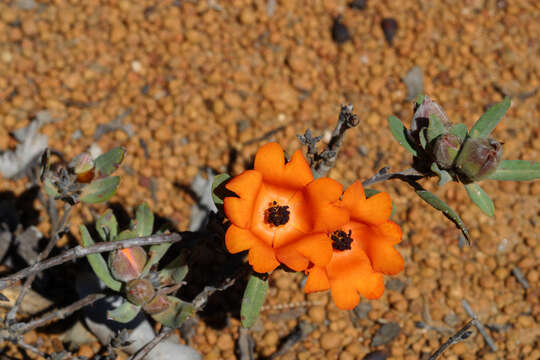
5,203,72,324
0,233,183,291
428,319,474,360
461,299,497,351
362,167,425,187
128,327,174,360
11,293,105,334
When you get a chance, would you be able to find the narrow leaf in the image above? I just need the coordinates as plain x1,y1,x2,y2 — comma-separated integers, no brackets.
116,229,138,242
419,128,428,149
415,189,470,243
80,176,120,204
151,296,194,328
135,202,154,237
142,243,172,275
212,173,232,206
387,116,418,156
107,301,141,323
426,114,445,143
96,209,118,241
430,162,452,186
465,183,495,217
487,160,540,181
450,123,468,141
94,147,126,177
80,225,122,291
159,252,189,285
241,274,268,328
470,97,511,138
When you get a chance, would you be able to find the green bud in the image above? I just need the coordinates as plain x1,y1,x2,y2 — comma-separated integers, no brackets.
455,137,502,182
69,152,95,183
411,96,451,132
432,133,462,169
109,247,147,282
125,279,155,305
143,294,170,315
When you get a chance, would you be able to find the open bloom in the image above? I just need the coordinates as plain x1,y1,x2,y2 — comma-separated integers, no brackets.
305,181,404,310
224,143,347,273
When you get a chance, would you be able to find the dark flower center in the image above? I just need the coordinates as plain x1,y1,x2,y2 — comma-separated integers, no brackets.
331,229,353,251
265,201,290,226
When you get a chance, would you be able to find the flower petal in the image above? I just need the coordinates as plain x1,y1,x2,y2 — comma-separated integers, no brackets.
248,242,280,273
365,244,404,275
254,142,285,185
331,277,361,310
374,220,402,245
225,225,256,253
306,178,349,233
224,170,263,228
276,233,333,271
282,149,313,189
342,181,392,225
304,266,330,293
352,271,385,299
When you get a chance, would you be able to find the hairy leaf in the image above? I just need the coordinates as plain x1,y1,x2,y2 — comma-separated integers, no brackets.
465,183,494,217
241,275,269,328
387,116,418,156
80,176,120,204
94,147,126,177
96,209,118,241
487,160,540,181
469,97,510,138
107,301,141,323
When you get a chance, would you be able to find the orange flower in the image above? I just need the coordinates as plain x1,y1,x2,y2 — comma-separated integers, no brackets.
224,143,347,273
304,181,403,310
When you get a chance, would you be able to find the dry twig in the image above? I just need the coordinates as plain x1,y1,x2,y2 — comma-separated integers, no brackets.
128,327,174,360
428,319,475,360
461,299,497,351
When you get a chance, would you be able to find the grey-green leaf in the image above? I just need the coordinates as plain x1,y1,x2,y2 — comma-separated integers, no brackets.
159,252,189,285
469,97,511,138
96,209,118,241
450,123,468,141
465,183,494,217
387,116,418,156
80,225,122,291
427,114,446,143
241,274,269,328
142,243,172,275
80,176,120,204
135,202,154,237
419,128,428,149
107,301,141,323
151,296,194,328
212,173,232,206
116,229,138,242
94,147,126,177
430,162,452,186
487,160,540,181
415,189,470,244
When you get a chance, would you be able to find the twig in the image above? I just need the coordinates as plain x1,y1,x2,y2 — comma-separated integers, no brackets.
461,299,497,351
4,204,72,324
269,321,314,359
511,266,530,289
299,104,359,179
238,327,254,360
0,233,183,291
428,319,474,360
16,339,49,358
128,327,173,360
362,166,425,187
11,293,105,334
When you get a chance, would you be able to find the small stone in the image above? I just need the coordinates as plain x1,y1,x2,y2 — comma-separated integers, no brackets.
363,350,387,360
403,66,424,101
78,344,94,358
381,18,398,46
320,331,342,350
308,306,326,324
216,333,234,351
349,0,367,10
332,17,351,44
371,322,401,347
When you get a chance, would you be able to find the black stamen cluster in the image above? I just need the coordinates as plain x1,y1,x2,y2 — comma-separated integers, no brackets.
266,201,290,226
331,229,353,251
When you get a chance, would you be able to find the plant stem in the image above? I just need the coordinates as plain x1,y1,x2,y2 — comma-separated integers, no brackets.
0,233,183,291
362,167,425,187
428,319,475,360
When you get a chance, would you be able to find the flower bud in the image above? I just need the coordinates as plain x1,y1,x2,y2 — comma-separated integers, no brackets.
69,152,95,183
125,279,155,305
143,294,170,315
432,133,462,169
411,96,451,132
109,247,147,282
455,137,502,182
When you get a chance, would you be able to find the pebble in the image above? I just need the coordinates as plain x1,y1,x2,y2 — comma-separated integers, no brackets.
320,331,342,350
381,18,398,46
216,333,234,351
332,17,351,44
371,322,401,347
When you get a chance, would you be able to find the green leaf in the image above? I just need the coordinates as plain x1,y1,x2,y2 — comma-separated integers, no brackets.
426,114,445,143
465,183,494,217
487,160,540,181
415,189,470,243
430,162,452,186
450,123,468,141
80,225,122,291
151,296,194,328
116,229,138,242
387,116,418,156
142,243,172,275
419,128,428,149
158,252,189,285
135,202,154,237
43,177,59,198
469,97,511,138
415,94,425,106
80,176,120,204
107,301,141,323
96,209,118,241
94,147,126,177
241,274,268,328
211,173,232,205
